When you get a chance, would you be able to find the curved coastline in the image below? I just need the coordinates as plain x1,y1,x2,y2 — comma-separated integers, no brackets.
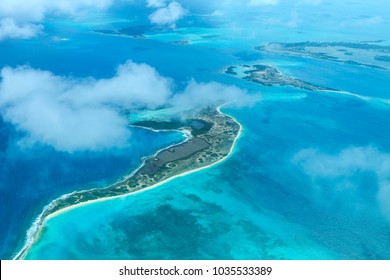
14,105,243,260
13,128,191,260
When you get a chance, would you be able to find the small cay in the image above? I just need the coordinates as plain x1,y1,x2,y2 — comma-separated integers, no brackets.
15,105,241,259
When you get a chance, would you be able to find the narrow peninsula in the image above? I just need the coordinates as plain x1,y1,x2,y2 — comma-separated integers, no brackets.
257,41,390,70
15,105,241,259
226,64,337,91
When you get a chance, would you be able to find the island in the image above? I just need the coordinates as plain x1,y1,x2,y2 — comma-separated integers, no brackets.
257,41,390,70
225,64,336,91
94,26,149,39
94,28,192,45
14,105,242,259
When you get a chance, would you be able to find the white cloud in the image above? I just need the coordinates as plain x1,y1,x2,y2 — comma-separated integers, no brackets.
172,80,260,110
68,62,173,109
148,1,187,27
293,146,390,220
0,62,171,152
0,0,114,21
147,0,166,8
0,0,114,40
248,0,279,6
0,62,259,152
0,18,43,40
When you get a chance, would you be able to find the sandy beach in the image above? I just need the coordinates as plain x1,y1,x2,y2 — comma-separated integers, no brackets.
14,105,243,260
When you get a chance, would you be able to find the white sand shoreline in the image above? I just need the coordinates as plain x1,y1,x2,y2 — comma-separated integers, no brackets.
13,105,243,260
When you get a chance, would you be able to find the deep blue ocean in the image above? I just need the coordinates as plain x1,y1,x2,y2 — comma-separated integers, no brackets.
1,1,390,259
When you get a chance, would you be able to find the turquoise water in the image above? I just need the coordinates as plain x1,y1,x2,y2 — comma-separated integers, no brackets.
1,1,390,259
26,97,390,259
0,124,184,259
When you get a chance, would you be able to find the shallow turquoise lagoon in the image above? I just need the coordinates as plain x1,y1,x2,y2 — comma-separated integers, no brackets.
26,92,390,259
